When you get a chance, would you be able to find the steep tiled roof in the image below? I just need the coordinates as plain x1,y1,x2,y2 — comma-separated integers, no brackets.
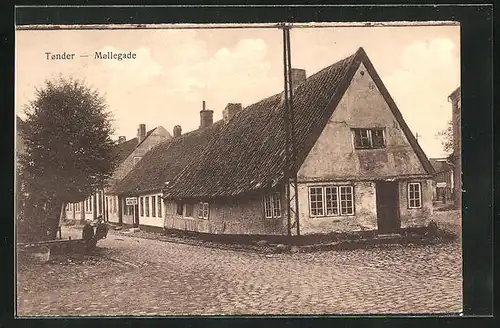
111,122,225,195
113,47,435,199
113,128,157,165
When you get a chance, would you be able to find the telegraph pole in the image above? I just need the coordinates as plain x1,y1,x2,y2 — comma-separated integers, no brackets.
279,23,301,245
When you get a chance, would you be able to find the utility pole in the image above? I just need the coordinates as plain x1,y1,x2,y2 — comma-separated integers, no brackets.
279,23,300,246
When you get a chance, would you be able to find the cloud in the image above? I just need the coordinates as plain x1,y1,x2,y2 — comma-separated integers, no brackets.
383,37,460,157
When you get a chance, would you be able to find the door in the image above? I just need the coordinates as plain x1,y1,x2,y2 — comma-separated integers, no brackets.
376,181,401,234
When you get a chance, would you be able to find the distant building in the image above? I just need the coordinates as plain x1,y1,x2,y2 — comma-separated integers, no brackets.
65,124,172,223
448,87,461,209
111,47,435,236
429,158,454,204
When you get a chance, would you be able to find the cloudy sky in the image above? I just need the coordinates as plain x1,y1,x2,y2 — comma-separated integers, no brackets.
15,24,459,158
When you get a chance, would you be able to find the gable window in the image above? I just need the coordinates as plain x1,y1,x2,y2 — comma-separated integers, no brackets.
185,203,193,217
140,197,144,216
408,182,422,209
157,196,162,217
198,202,209,219
176,201,184,216
309,185,354,217
151,196,156,217
145,196,150,217
352,128,385,149
133,156,142,165
263,192,282,218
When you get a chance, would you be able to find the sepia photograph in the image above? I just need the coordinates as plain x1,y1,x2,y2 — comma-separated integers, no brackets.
15,20,462,316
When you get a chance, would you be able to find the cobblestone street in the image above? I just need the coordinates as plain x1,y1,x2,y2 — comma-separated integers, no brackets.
17,227,463,316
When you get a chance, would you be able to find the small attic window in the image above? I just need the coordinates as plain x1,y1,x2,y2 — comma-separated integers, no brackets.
360,70,365,76
352,128,385,149
133,156,142,165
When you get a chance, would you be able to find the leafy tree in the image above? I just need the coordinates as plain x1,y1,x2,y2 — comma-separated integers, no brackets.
18,77,117,241
436,119,454,155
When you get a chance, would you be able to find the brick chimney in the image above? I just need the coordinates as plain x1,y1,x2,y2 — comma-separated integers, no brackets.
281,68,307,103
173,125,182,137
223,103,242,123
199,101,214,129
137,124,146,144
118,136,126,144
291,68,307,89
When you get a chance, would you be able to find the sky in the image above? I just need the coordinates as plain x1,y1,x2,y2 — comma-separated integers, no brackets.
15,24,460,158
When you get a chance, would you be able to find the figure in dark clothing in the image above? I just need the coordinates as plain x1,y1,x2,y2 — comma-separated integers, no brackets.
82,221,95,242
95,216,109,240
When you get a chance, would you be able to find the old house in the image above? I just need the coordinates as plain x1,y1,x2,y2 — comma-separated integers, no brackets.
448,87,461,209
429,158,454,204
65,124,171,223
113,47,435,236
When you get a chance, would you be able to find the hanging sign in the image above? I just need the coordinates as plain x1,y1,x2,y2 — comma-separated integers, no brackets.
126,197,138,206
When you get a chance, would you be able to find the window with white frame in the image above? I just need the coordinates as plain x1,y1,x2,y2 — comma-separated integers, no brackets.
151,196,156,217
309,185,354,217
198,202,209,219
408,182,422,208
140,197,144,216
176,201,184,216
157,196,162,217
352,128,385,149
185,203,193,217
309,187,324,216
133,156,142,165
113,197,117,213
263,192,282,218
145,196,150,216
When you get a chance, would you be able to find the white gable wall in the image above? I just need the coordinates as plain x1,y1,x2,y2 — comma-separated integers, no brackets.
296,62,432,234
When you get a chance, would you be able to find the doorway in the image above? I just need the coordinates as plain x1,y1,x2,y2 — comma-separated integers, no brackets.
375,181,401,234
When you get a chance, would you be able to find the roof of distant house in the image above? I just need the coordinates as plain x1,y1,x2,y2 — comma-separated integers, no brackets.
112,47,435,199
112,128,157,165
429,158,453,174
111,122,224,195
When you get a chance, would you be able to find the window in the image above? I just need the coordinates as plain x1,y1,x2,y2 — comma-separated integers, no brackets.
263,192,282,218
325,186,339,215
339,186,354,215
309,187,324,216
151,196,156,217
113,197,117,213
133,156,142,165
140,197,144,216
198,202,209,219
176,201,184,216
185,203,193,217
352,128,385,149
309,185,354,217
66,204,70,211
408,182,422,208
145,196,150,217
157,196,162,217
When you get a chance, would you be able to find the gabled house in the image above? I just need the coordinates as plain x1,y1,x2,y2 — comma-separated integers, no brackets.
429,158,454,204
448,87,461,209
113,47,435,236
65,124,171,223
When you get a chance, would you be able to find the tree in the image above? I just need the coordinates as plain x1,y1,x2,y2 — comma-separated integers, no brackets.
18,77,118,241
436,119,454,156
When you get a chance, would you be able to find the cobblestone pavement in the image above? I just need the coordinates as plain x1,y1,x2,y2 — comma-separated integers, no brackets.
17,227,463,316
